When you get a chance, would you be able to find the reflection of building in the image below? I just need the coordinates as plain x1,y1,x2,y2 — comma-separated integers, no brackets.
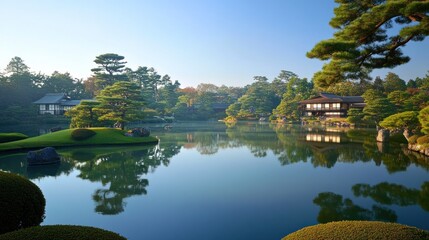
306,134,341,143
33,93,80,115
299,93,365,118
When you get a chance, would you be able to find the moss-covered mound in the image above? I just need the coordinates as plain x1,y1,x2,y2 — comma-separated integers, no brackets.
0,225,126,240
0,133,28,143
0,171,45,234
282,221,429,240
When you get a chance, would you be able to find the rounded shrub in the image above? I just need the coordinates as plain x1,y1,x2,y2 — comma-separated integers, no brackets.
282,221,429,240
417,135,429,145
408,135,420,144
71,128,96,141
0,133,28,143
0,225,127,240
0,171,45,234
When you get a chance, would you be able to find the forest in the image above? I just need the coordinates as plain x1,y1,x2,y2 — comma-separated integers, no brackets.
1,54,429,129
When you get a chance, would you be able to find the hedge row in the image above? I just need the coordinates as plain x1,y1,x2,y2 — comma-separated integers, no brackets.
0,225,126,240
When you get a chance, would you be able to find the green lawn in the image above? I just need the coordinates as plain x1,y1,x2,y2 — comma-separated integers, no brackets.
0,128,158,152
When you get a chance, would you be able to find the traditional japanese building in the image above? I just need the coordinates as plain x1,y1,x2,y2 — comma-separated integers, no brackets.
299,92,365,118
33,93,81,115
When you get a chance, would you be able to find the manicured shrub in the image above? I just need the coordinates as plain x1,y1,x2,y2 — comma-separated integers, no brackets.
71,128,96,141
0,171,45,234
417,135,429,145
282,221,429,240
408,135,420,144
0,225,127,240
0,132,28,143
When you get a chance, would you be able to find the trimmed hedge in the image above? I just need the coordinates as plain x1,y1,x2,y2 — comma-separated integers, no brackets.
0,133,28,143
283,221,429,240
0,225,127,240
71,128,96,141
0,171,45,234
408,135,420,144
417,135,429,145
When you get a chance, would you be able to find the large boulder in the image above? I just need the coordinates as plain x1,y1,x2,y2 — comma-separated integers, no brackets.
27,147,60,166
376,129,390,142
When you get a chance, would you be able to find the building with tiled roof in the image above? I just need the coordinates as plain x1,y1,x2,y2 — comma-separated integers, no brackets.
299,92,365,118
33,93,81,115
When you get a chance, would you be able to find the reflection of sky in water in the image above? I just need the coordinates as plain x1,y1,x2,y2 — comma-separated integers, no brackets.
1,122,429,240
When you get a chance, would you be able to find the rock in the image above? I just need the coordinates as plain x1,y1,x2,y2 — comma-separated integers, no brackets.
376,129,390,142
27,147,61,166
125,128,150,137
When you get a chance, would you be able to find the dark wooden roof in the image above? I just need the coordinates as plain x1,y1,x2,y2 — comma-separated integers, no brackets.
33,93,81,106
33,93,67,104
300,92,364,104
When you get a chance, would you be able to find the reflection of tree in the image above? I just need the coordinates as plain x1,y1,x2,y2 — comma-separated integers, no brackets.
353,182,429,211
72,143,180,215
313,192,397,223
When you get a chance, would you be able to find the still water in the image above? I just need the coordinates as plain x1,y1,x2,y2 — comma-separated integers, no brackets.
1,122,429,240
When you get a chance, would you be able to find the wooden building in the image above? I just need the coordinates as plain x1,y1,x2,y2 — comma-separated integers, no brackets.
33,93,81,115
299,93,365,118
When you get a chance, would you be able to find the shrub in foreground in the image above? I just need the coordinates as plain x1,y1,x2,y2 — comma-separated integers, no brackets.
0,171,45,234
71,128,96,141
0,225,126,240
282,221,429,240
0,132,28,143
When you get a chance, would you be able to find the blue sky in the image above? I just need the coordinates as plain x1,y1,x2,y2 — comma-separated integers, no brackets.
1,0,428,87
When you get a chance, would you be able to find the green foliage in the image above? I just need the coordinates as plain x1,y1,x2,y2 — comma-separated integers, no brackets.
282,221,429,240
224,116,237,123
95,81,144,130
91,53,128,91
0,225,126,240
71,128,97,141
383,72,407,94
0,171,45,234
307,1,429,89
65,100,103,128
417,135,429,145
0,133,28,143
387,90,411,111
363,89,396,125
379,111,420,132
419,106,429,134
273,76,313,121
346,108,365,125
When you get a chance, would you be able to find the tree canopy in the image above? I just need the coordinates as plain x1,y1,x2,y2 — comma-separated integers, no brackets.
307,0,429,90
95,81,143,130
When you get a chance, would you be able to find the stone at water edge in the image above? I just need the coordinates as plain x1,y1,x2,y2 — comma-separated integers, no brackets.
27,147,61,166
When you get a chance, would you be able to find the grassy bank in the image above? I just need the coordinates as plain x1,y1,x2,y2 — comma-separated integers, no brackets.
0,128,158,152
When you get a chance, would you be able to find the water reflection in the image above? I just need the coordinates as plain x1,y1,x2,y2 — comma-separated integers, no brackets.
0,143,181,215
313,192,397,223
353,182,429,211
2,122,429,217
313,181,429,224
64,144,180,215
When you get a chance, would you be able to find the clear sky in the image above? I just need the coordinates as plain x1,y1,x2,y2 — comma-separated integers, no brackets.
1,0,428,87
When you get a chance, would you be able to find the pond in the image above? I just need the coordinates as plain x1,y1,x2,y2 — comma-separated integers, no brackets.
1,122,429,240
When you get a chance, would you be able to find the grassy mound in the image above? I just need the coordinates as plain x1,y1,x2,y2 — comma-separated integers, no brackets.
0,171,45,234
283,221,429,240
0,128,158,152
0,225,126,240
0,133,28,143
